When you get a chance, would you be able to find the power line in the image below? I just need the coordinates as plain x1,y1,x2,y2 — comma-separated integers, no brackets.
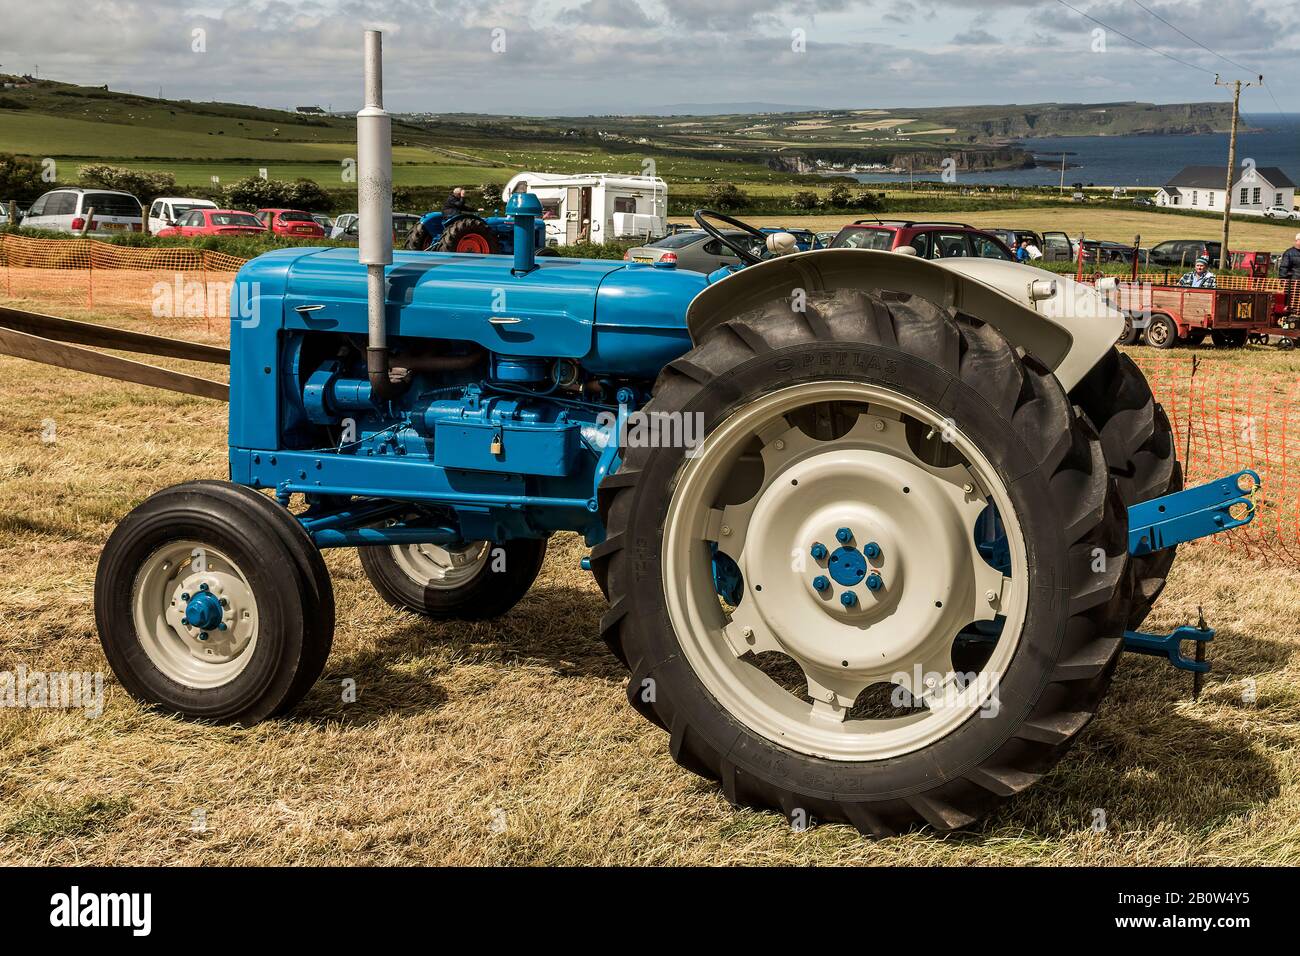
1127,0,1288,115
1052,0,1217,75
1128,0,1255,74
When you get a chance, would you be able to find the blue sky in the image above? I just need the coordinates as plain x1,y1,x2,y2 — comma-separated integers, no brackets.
0,0,1294,116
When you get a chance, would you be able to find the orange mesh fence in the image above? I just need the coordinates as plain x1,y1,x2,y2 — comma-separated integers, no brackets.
0,234,247,318
1133,353,1300,566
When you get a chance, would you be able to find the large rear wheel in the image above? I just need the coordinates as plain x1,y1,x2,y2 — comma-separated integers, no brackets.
438,216,499,255
1071,349,1182,628
594,289,1128,835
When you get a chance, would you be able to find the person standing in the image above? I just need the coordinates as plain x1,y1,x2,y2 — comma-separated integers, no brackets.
1279,233,1300,282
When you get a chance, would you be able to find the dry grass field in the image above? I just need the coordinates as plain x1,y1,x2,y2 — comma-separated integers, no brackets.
1,298,1298,866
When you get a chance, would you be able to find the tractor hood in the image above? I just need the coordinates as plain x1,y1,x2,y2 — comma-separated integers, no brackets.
235,247,704,372
685,249,1122,391
256,247,629,358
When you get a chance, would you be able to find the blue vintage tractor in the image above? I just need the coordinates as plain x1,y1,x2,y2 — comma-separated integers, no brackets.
3,32,1259,836
404,207,548,256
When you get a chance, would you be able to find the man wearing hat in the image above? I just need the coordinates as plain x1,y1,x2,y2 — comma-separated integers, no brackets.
1178,256,1216,289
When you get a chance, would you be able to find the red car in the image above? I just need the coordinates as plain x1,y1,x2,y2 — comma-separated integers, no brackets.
255,208,327,239
830,220,1013,260
156,208,267,238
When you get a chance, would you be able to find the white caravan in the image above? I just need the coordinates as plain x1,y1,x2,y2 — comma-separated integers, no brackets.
501,172,668,246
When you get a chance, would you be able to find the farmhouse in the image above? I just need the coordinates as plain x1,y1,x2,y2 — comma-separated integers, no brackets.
1154,165,1295,214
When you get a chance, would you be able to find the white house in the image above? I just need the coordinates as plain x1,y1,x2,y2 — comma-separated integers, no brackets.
1154,165,1295,216
501,172,668,246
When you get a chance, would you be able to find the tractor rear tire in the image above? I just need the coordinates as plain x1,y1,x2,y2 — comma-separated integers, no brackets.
593,288,1128,836
438,216,500,255
95,481,334,724
358,538,547,620
1071,349,1182,628
404,220,433,251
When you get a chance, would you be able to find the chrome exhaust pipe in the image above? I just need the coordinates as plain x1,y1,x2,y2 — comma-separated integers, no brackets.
356,29,398,399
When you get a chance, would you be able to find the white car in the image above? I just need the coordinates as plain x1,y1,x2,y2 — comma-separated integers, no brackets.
22,188,143,236
1264,205,1299,220
329,213,358,239
147,196,218,235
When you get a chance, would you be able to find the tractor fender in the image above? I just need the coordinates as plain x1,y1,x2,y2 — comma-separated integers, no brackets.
685,249,1122,391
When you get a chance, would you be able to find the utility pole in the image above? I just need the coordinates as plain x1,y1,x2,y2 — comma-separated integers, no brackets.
1215,73,1262,271
1059,152,1066,195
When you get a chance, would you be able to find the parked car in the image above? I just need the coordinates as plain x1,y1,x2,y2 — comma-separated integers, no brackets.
155,209,268,238
254,208,327,239
312,213,334,233
146,196,218,235
329,213,358,239
1146,239,1222,269
1039,231,1075,262
985,228,1043,255
759,226,818,251
829,220,1013,260
332,212,422,243
1264,205,1299,220
21,188,143,236
625,229,765,273
1078,239,1136,264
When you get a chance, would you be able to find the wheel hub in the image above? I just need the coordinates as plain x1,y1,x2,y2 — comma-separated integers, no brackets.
162,566,255,665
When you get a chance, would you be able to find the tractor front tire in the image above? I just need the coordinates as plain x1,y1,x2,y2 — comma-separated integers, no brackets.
594,288,1128,836
1071,349,1182,628
438,216,500,255
95,481,335,724
358,538,547,620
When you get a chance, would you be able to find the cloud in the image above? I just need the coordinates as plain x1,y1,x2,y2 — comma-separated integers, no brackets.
0,0,1294,113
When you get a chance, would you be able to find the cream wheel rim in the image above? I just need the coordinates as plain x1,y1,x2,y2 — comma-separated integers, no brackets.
661,381,1028,761
131,541,259,689
390,541,490,589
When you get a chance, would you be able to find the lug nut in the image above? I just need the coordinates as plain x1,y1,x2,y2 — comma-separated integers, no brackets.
812,575,830,592
836,527,853,543
863,541,881,559
199,632,208,641
810,543,828,560
181,593,190,601
840,591,858,608
866,573,884,591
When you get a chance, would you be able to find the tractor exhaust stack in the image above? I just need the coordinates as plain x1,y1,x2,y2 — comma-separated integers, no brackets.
357,29,397,399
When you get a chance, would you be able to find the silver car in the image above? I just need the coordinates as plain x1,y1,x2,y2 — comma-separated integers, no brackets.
627,229,764,274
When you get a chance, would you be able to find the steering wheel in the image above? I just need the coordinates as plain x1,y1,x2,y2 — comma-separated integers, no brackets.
693,209,767,266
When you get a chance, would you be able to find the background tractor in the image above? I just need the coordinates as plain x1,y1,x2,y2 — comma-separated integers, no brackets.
403,207,548,256
2,32,1259,837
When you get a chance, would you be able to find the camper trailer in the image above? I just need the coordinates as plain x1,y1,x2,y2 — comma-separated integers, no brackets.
501,172,668,247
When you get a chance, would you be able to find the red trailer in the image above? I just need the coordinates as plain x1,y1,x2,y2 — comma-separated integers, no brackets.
1101,275,1299,350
